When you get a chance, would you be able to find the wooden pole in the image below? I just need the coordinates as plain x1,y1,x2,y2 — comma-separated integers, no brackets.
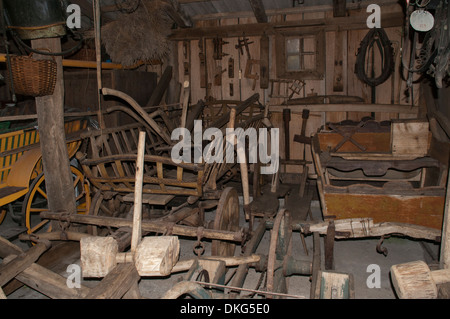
131,132,145,253
93,0,105,129
40,211,245,242
31,38,77,217
440,167,450,269
171,254,261,273
227,107,250,211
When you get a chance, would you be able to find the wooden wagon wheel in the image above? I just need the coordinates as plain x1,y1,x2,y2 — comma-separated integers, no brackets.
266,209,292,298
21,165,90,235
87,190,130,236
211,187,240,257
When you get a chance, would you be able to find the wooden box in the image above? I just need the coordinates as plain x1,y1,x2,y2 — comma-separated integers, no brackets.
312,119,447,230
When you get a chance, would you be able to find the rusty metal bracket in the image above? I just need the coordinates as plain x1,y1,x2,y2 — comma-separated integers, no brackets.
193,226,205,256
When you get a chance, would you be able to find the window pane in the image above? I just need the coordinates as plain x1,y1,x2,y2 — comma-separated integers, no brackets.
287,55,300,71
286,38,299,54
303,36,316,52
303,54,316,70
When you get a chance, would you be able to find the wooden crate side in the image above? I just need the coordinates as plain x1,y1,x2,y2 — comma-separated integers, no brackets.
391,120,431,157
323,192,445,230
317,132,391,153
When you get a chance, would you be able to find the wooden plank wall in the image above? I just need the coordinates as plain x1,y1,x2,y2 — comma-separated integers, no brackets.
174,3,423,175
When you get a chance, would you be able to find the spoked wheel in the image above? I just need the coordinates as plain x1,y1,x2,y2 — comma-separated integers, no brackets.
266,209,292,298
211,187,240,257
87,190,130,236
22,165,90,235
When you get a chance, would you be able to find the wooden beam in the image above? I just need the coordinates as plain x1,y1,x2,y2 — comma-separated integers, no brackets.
269,103,420,114
169,12,404,40
299,219,441,241
31,38,78,217
1,240,90,298
0,54,143,70
248,0,268,23
40,211,245,243
185,0,399,21
146,66,173,107
85,263,140,299
0,241,51,287
15,262,90,298
0,235,22,259
0,240,89,298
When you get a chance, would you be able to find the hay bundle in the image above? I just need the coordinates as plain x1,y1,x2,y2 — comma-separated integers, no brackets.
96,0,173,67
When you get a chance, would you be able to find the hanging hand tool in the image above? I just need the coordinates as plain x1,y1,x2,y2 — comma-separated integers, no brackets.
235,37,254,59
213,37,229,60
293,109,311,145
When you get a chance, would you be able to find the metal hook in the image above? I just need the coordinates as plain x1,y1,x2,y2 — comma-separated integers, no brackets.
376,235,389,256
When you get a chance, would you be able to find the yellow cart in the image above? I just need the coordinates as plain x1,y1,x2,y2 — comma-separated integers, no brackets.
0,118,90,237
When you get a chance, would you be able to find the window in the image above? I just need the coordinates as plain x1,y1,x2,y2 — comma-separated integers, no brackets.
276,29,325,80
286,36,316,71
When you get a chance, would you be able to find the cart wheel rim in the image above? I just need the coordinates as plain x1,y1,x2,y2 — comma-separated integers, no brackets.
0,208,6,225
87,190,126,236
22,166,89,236
211,187,240,257
23,172,50,235
266,209,292,297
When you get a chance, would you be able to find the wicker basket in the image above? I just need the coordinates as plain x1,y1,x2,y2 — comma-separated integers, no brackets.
7,52,57,97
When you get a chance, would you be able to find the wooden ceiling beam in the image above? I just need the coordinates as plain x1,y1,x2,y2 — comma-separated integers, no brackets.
248,0,268,23
182,0,399,21
169,11,404,40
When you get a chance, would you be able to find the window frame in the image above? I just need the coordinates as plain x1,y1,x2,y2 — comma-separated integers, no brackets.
275,28,326,80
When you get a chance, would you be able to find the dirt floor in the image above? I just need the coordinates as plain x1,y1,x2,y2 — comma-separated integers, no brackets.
0,184,439,300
